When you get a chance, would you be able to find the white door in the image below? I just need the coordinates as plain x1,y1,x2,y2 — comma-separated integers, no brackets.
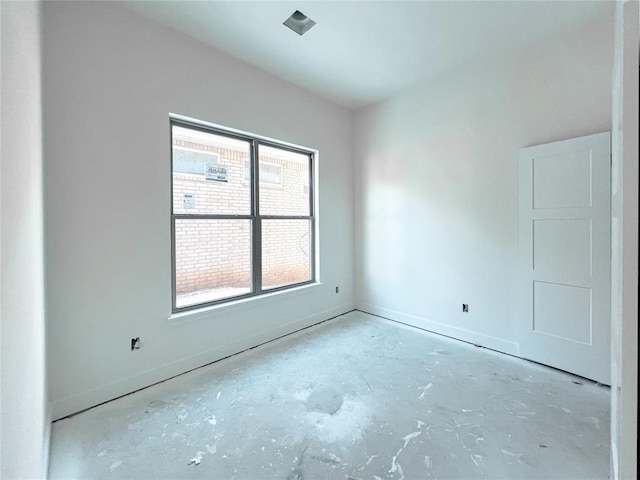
518,132,610,385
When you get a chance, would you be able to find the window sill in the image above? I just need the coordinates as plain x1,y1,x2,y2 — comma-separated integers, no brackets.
168,282,324,326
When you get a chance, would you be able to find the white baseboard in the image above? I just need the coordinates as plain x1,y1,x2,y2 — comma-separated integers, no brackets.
356,302,520,357
43,403,52,478
51,303,354,420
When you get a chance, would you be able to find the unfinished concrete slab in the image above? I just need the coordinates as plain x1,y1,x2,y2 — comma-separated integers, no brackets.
49,311,610,479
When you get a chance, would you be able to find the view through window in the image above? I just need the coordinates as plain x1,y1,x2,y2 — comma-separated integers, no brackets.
171,120,315,311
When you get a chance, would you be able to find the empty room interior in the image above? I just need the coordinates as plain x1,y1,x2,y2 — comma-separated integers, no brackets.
1,1,638,479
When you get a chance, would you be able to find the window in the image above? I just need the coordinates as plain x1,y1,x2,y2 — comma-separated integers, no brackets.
171,119,315,311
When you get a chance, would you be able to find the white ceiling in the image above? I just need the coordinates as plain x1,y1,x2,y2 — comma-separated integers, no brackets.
124,1,614,110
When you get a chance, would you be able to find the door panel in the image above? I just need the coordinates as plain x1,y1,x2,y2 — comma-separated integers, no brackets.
518,132,610,384
533,219,592,280
533,150,592,208
533,281,592,344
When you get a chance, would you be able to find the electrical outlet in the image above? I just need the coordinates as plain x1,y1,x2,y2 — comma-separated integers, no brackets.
131,337,141,350
335,286,339,294
462,304,469,313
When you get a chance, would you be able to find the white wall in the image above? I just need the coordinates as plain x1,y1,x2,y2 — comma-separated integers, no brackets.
354,14,613,353
0,1,50,478
43,1,354,419
610,1,638,478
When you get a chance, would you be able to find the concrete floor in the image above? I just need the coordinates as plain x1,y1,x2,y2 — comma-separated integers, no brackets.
49,311,610,479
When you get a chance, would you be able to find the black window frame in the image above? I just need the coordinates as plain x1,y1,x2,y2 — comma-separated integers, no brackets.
170,117,316,313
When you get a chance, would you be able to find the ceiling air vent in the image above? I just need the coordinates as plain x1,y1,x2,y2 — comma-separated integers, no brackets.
283,10,316,36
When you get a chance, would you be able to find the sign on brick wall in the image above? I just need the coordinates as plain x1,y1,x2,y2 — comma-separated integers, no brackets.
205,163,229,182
183,193,195,209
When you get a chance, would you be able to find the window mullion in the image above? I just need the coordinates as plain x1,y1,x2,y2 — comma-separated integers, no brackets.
252,140,262,294
173,214,253,220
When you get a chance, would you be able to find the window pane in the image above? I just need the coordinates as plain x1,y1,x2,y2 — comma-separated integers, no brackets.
173,125,251,215
258,145,310,216
175,219,251,308
262,220,311,290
